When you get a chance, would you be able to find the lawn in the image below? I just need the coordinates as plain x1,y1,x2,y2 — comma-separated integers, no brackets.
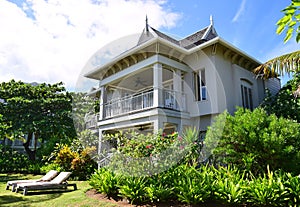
0,173,117,207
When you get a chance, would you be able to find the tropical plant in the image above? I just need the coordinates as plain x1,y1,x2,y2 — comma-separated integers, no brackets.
253,0,299,82
89,168,121,198
205,107,300,175
213,166,247,204
277,0,300,43
175,165,213,204
283,172,300,206
118,176,149,204
247,167,289,206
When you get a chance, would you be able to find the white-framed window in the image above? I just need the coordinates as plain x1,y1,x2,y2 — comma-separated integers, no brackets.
241,79,253,110
194,69,206,101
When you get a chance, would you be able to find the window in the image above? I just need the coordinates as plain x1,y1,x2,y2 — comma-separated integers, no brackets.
241,80,253,110
194,69,206,101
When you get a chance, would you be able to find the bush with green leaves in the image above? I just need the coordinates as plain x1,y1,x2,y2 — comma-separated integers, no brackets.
104,128,201,177
247,168,288,206
205,107,300,175
0,145,32,172
90,163,300,206
175,164,213,204
44,144,97,180
262,72,300,123
89,168,121,198
213,166,247,205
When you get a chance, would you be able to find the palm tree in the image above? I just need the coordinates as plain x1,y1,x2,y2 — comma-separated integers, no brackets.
253,50,300,79
253,0,300,95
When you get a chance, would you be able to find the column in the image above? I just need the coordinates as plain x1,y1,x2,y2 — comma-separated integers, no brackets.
99,86,105,120
98,129,103,169
173,69,182,110
153,63,163,108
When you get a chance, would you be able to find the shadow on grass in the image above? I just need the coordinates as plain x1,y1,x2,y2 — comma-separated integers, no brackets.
0,191,68,207
0,195,28,205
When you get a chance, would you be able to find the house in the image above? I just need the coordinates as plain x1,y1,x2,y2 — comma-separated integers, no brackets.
84,16,280,157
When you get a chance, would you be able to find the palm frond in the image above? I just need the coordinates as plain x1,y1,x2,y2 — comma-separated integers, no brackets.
253,50,300,79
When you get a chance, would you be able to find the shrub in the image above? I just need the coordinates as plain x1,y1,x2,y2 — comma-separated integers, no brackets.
205,107,300,175
47,144,96,180
89,168,121,198
105,128,201,177
118,176,149,204
247,167,288,206
262,72,300,123
0,145,31,173
213,166,247,204
175,165,213,204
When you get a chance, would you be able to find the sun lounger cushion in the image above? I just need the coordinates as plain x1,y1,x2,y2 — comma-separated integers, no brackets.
15,172,73,195
6,170,58,191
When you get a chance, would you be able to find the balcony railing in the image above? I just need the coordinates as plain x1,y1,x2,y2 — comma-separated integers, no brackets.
85,113,99,128
103,88,186,119
163,89,186,111
104,90,154,118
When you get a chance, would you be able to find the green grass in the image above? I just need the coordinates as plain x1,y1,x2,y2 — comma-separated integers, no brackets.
0,173,117,207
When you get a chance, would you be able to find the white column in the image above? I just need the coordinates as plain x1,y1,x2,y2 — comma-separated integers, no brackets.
98,129,103,169
99,86,105,120
173,69,182,110
153,63,163,108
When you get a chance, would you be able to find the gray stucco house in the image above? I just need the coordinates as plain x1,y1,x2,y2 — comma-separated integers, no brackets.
84,17,280,155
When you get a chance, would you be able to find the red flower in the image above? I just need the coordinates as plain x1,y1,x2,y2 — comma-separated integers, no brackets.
146,144,152,149
180,145,184,150
178,136,183,142
162,133,166,137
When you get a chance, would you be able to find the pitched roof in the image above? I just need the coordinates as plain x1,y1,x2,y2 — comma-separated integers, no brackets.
137,20,218,49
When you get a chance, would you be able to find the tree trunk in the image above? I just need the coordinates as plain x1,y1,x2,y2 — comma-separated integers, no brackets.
23,131,36,161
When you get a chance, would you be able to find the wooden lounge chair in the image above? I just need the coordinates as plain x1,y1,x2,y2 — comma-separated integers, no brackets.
15,171,76,195
6,170,58,192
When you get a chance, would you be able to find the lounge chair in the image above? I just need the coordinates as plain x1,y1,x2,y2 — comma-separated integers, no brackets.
15,171,76,195
6,170,58,192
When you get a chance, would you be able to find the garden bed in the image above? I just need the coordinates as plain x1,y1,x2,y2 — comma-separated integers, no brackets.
86,189,242,207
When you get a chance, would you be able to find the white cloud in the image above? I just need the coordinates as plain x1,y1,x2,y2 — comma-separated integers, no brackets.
232,0,246,23
0,0,180,90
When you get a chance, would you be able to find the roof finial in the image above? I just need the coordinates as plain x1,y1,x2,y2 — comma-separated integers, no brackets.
210,15,214,26
146,15,149,32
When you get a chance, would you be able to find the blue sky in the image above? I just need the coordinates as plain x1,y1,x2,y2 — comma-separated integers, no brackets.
0,0,298,90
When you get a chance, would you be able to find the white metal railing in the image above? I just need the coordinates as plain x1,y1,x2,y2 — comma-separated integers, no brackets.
97,153,113,168
104,90,154,118
163,89,186,111
101,88,186,119
85,113,99,128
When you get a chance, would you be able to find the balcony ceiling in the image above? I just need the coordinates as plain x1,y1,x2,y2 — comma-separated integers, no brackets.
109,67,173,92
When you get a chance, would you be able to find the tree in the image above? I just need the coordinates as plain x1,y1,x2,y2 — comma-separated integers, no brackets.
0,80,76,160
253,0,299,79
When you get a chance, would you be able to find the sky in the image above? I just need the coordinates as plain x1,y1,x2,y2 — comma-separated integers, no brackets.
0,0,298,91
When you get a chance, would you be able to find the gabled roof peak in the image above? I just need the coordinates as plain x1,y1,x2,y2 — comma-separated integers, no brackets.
137,16,218,49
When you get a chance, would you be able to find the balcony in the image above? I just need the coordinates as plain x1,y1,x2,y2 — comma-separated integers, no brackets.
104,88,186,119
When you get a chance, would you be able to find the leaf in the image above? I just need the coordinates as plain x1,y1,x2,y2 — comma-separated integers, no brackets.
296,32,300,43
277,14,292,25
288,20,297,27
284,27,294,43
276,24,285,34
